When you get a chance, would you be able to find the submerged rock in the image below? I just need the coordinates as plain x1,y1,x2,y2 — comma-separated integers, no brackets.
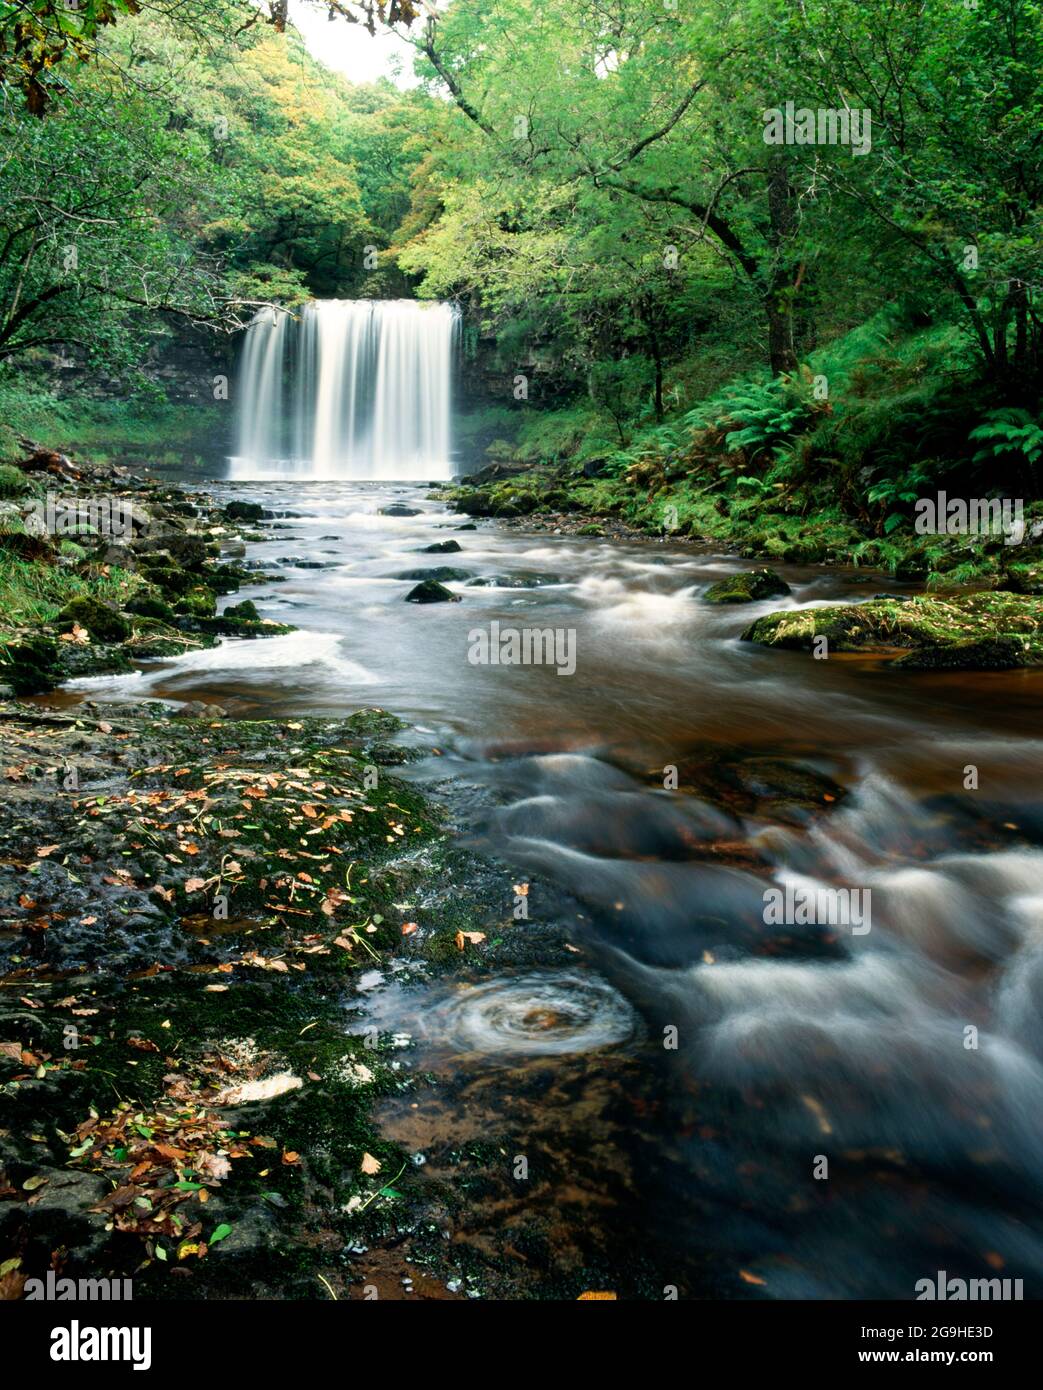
394,566,472,583
465,572,560,589
742,592,1043,669
380,504,422,517
704,568,791,604
420,539,462,553
404,580,461,604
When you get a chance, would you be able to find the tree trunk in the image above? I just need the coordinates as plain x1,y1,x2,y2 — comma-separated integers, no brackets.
765,156,799,376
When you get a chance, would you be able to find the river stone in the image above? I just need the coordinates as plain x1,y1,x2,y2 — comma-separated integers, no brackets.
420,539,462,553
405,580,461,604
704,568,791,604
466,572,560,588
223,500,268,522
892,636,1027,671
395,567,472,583
380,504,422,517
223,599,260,622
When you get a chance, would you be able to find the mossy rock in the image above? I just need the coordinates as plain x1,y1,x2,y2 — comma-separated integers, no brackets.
223,599,260,622
222,501,268,522
456,491,494,517
892,636,1026,671
175,585,218,618
202,564,247,595
999,561,1043,596
404,580,461,604
138,562,193,597
493,492,538,518
125,594,175,623
704,568,791,604
742,592,1043,669
54,596,131,643
0,633,62,694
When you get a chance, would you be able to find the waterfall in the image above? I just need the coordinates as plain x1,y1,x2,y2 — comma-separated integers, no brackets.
232,299,458,480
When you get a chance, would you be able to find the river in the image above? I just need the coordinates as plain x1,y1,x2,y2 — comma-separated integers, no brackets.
68,478,1043,1299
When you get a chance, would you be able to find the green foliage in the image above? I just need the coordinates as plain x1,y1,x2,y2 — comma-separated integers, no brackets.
970,409,1043,471
0,464,29,497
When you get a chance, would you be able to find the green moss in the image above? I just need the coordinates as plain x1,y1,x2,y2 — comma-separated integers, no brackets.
54,595,132,642
742,591,1043,668
704,568,791,604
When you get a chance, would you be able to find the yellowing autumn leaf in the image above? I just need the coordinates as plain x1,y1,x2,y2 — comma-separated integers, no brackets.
454,930,486,950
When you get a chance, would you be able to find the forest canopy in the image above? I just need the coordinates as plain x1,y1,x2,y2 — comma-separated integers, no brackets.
0,0,1041,486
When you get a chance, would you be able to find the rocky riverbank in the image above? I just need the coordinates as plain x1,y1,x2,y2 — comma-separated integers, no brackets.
434,467,1043,595
0,442,293,699
0,693,536,1300
0,445,537,1301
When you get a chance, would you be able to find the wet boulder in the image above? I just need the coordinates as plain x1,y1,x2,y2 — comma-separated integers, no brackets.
420,539,462,554
222,500,269,522
394,567,472,583
404,580,461,604
379,504,422,517
892,636,1026,671
704,568,791,604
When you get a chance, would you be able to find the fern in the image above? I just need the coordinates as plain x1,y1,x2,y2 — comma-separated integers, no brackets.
969,409,1043,467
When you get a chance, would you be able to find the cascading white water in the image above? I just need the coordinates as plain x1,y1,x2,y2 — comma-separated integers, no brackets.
232,299,457,480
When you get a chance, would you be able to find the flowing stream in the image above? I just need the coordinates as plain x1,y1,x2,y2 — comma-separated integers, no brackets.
70,481,1043,1298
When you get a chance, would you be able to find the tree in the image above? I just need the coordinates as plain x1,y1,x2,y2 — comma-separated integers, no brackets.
0,76,236,362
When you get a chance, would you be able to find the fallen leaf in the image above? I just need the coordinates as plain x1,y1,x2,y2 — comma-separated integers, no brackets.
454,930,486,950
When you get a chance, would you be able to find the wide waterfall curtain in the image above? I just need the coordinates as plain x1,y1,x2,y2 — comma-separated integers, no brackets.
234,300,458,480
